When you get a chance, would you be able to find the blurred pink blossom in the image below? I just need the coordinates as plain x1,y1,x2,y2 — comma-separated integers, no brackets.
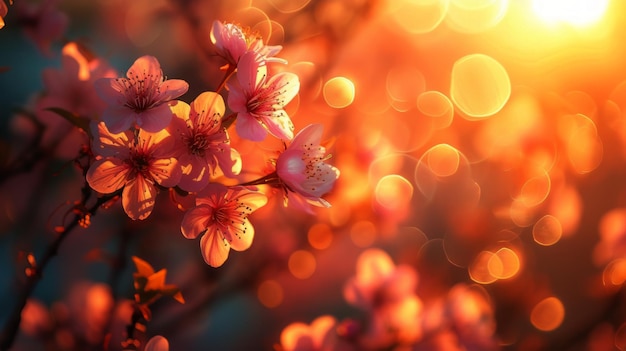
280,315,338,351
145,335,169,351
14,0,67,55
168,92,241,192
36,42,117,159
228,51,299,141
86,121,181,220
180,183,267,267
276,124,340,210
95,55,188,134
343,248,423,348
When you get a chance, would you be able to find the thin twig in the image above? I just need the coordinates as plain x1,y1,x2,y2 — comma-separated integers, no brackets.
0,193,115,351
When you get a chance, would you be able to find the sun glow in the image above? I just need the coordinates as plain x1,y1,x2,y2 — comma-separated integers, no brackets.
532,0,609,27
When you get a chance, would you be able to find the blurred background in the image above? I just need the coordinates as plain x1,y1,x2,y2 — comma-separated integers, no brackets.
3,0,626,350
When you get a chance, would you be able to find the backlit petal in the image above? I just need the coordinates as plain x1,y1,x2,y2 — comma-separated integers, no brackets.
268,72,300,107
181,204,212,239
191,91,224,129
291,124,323,150
263,110,294,140
149,157,181,188
122,176,156,220
86,158,129,194
228,218,255,252
200,228,230,267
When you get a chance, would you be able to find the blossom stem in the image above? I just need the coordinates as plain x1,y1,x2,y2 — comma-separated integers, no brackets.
237,172,281,187
215,65,236,94
0,193,116,351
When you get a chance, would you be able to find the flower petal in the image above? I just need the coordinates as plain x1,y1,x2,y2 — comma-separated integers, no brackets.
200,228,231,267
137,104,173,133
157,79,189,102
91,121,132,157
235,113,267,142
122,176,156,220
237,51,266,93
149,157,181,188
127,55,161,80
86,158,129,194
227,218,255,252
268,72,300,107
177,155,210,193
191,91,224,129
291,124,323,150
181,204,212,239
100,106,135,134
262,110,294,140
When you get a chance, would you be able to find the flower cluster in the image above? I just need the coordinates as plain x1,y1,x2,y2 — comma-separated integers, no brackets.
81,20,339,267
277,249,499,351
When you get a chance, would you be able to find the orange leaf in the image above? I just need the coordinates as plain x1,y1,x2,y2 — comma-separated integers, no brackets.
145,269,166,291
132,256,155,277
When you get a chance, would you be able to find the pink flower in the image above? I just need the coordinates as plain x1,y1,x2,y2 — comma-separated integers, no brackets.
86,121,181,220
343,249,423,348
95,55,189,134
210,20,286,67
145,335,169,351
228,51,300,141
280,315,338,351
168,92,241,192
14,0,67,55
181,184,267,267
40,42,117,118
37,42,117,158
276,124,340,208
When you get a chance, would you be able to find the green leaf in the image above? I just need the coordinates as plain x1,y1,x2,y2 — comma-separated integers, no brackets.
45,107,92,138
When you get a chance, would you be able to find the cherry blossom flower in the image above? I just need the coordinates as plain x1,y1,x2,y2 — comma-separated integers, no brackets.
168,92,241,192
145,335,169,351
210,20,286,68
86,121,181,220
14,0,67,55
343,248,423,348
180,183,267,267
280,315,338,351
275,124,340,209
228,51,299,141
94,55,189,134
37,42,117,158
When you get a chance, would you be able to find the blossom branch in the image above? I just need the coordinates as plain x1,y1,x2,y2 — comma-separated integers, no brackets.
0,192,116,351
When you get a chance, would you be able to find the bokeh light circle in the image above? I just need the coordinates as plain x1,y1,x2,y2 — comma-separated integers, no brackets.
450,54,511,119
531,297,565,331
417,90,454,129
323,77,355,108
533,215,563,246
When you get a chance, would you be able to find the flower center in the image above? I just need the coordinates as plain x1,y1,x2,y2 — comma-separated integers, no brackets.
128,151,152,178
186,132,210,157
